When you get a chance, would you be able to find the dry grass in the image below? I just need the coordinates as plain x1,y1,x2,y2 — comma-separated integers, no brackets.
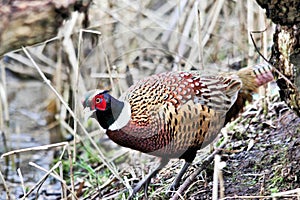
1,0,297,200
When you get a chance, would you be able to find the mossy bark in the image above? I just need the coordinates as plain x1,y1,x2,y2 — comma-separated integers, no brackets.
256,0,300,116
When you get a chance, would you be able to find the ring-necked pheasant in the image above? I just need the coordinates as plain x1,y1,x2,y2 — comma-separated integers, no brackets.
82,63,274,198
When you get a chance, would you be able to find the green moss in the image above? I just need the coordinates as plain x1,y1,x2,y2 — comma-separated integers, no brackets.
216,137,225,147
269,187,279,194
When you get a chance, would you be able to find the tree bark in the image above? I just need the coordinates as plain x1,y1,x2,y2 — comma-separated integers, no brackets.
0,0,90,56
255,0,300,116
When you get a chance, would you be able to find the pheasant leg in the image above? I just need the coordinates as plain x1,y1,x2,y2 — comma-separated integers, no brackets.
129,158,169,199
167,161,191,194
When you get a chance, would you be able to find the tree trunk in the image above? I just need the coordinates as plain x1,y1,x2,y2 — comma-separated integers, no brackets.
0,0,90,56
255,0,300,116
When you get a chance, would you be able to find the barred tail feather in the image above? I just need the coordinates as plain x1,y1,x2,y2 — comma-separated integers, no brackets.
237,63,274,91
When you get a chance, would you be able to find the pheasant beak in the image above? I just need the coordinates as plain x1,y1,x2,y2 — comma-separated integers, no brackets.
83,106,96,121
81,95,94,121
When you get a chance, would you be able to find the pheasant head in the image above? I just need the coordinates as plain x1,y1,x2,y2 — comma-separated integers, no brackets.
82,90,131,130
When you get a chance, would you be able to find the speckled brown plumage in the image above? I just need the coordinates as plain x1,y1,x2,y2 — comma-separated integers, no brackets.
82,63,274,198
107,71,241,159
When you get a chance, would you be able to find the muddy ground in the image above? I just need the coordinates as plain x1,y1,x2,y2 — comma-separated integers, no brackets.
186,99,300,200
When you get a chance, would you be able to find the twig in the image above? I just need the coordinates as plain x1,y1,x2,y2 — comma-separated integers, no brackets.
249,29,269,65
212,154,226,200
196,2,204,70
247,0,255,66
60,145,68,198
0,131,9,164
220,193,300,199
61,16,79,194
67,141,75,200
60,144,68,198
177,1,197,59
17,168,26,196
218,156,226,199
1,142,68,158
202,0,225,48
0,60,10,173
90,73,126,79
250,30,296,89
161,0,188,44
0,59,9,124
212,155,219,200
258,9,268,61
171,137,228,200
259,173,266,196
0,164,11,200
271,188,300,198
99,34,116,92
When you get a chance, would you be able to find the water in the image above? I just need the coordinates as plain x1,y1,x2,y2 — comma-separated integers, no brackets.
0,73,61,199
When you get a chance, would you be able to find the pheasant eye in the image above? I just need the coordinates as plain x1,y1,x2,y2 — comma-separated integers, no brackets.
95,98,101,103
94,94,107,111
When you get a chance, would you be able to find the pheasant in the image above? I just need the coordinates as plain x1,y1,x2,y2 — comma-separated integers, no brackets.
82,63,274,198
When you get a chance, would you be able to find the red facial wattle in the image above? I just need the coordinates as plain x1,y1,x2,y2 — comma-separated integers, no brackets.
93,94,107,111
